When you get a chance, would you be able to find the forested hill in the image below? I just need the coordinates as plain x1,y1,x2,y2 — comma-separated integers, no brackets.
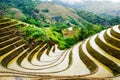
0,0,40,20
0,0,120,49
76,10,120,26
0,0,120,27
0,0,108,49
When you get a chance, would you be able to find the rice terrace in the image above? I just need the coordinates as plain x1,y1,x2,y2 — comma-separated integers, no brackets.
0,17,120,80
0,0,120,80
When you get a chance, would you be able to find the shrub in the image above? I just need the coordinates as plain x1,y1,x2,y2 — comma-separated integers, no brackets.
16,25,48,42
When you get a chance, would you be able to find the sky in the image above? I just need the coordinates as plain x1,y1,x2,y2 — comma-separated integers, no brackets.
41,0,120,4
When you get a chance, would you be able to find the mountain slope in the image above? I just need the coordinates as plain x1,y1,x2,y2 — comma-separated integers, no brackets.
0,1,107,50
0,0,101,30
51,0,120,17
0,17,120,80
76,10,120,26
0,0,120,27
35,2,90,27
36,2,79,19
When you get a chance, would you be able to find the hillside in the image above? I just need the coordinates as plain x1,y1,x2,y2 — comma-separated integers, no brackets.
50,0,120,26
76,10,120,26
0,1,95,27
0,0,120,80
80,1,120,16
0,1,107,48
0,0,120,27
52,0,120,17
36,3,80,19
0,1,28,19
34,2,87,27
0,1,90,27
0,17,120,80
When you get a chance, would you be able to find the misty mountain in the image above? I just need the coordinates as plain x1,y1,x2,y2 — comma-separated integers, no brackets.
50,0,120,17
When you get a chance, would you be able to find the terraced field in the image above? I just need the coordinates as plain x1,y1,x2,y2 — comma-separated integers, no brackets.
0,17,120,80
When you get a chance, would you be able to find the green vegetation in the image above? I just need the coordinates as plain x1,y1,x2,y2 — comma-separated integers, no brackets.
68,16,79,26
16,25,75,49
44,26,75,49
22,18,42,27
76,10,107,25
76,10,120,26
1,16,120,79
78,22,106,40
0,0,119,50
52,16,64,22
0,0,42,26
16,26,48,42
41,9,49,13
15,21,106,50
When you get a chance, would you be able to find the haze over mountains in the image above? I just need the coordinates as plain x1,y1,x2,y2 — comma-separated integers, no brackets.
41,0,120,16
